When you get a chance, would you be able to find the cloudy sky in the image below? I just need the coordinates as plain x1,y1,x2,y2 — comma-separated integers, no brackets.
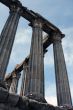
0,0,73,106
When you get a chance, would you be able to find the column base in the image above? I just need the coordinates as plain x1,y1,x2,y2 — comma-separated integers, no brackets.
26,93,47,103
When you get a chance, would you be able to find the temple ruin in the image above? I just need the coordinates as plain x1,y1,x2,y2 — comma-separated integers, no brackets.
0,0,73,110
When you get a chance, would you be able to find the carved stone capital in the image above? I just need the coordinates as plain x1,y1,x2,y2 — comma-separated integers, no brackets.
32,19,43,28
52,32,62,43
10,5,22,15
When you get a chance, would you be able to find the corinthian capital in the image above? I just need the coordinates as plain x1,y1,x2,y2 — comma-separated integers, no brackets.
52,32,62,43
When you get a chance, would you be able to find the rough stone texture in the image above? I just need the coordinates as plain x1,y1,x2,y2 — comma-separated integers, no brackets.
0,87,73,110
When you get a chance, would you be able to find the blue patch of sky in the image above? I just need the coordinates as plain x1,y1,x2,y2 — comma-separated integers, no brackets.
20,0,73,29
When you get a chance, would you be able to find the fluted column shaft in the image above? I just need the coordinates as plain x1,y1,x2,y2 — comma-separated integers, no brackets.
23,63,30,96
53,33,72,106
0,6,21,80
19,68,25,96
28,20,44,100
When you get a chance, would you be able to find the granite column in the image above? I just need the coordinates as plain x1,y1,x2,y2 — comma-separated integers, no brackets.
27,20,45,102
53,33,72,106
0,5,21,81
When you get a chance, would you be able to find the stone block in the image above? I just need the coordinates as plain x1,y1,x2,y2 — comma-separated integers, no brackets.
7,93,19,106
0,87,8,103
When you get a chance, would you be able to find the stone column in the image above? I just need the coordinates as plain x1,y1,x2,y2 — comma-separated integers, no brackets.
9,72,20,94
27,20,45,102
53,33,72,106
23,62,30,96
0,5,21,81
20,69,25,96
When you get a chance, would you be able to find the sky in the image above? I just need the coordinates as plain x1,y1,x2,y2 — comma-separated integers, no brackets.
0,0,73,106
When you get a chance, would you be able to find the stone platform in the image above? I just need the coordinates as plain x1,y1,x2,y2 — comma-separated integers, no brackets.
0,87,73,110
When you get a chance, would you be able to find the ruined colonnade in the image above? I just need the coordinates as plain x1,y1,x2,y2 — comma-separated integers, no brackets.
0,0,72,106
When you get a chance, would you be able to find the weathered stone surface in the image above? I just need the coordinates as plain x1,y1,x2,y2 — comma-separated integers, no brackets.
0,81,7,89
0,87,73,110
8,93,19,106
0,87,8,103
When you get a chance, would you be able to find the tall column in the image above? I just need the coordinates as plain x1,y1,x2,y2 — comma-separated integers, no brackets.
53,32,72,106
0,5,21,81
27,20,45,102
